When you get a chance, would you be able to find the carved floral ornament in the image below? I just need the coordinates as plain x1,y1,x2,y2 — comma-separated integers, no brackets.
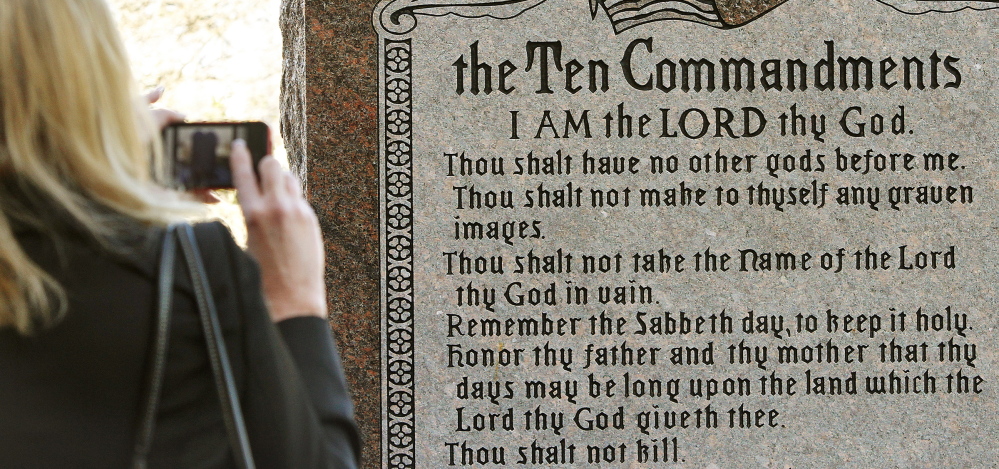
377,0,997,35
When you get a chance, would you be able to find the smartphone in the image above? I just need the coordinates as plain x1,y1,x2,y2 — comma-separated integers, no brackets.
162,122,270,189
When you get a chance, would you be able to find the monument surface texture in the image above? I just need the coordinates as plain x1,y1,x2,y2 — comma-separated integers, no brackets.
290,0,999,466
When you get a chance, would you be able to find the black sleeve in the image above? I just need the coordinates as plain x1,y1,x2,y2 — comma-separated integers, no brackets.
211,222,361,468
277,317,362,467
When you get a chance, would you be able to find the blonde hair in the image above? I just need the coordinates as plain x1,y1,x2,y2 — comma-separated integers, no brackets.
0,0,195,334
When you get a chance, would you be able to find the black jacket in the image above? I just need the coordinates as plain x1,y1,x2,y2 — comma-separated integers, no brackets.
0,221,360,468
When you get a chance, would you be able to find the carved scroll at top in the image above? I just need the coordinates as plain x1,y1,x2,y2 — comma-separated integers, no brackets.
375,0,997,39
376,0,549,35
373,0,792,36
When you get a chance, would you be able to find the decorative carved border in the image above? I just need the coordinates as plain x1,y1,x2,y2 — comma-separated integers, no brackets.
382,38,416,469
373,3,999,469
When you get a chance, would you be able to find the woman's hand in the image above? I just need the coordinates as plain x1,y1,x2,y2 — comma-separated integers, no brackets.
230,140,327,322
145,87,219,203
145,86,185,130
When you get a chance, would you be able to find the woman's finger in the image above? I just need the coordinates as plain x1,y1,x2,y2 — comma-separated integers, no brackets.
257,156,284,197
190,188,222,204
144,86,165,104
231,140,261,203
151,109,185,130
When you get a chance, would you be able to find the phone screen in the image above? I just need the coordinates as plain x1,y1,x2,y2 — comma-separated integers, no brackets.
163,122,269,189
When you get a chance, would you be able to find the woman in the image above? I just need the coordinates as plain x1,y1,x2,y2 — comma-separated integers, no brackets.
0,1,360,467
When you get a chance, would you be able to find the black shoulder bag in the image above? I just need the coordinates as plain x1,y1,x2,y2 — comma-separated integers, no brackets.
133,223,256,469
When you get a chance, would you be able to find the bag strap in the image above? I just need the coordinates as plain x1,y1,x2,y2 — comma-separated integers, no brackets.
176,223,256,469
133,223,256,469
133,224,178,469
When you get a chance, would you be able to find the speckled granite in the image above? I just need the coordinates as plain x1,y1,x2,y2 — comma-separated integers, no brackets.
282,0,381,467
285,0,999,467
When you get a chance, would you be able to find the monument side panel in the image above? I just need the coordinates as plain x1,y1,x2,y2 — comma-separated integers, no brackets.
292,0,382,467
375,0,999,467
